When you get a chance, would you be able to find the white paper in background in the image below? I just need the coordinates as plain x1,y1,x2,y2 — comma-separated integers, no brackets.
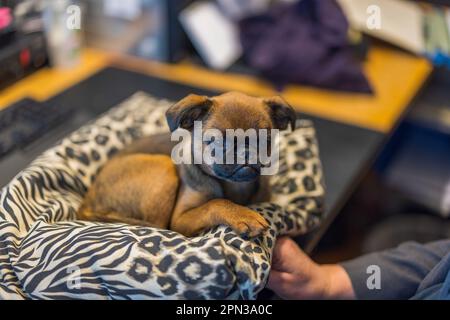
180,2,242,70
337,0,425,54
103,0,142,20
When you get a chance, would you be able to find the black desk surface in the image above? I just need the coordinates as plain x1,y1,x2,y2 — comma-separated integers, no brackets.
0,67,384,251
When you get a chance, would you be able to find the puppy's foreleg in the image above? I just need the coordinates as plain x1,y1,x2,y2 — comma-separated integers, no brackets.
170,199,269,238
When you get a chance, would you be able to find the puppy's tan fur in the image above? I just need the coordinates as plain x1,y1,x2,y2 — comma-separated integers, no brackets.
78,92,296,237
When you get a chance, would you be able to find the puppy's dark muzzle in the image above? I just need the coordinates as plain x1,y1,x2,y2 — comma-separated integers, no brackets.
213,145,262,182
232,163,260,175
230,164,261,181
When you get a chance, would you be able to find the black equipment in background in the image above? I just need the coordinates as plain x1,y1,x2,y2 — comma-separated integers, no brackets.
0,32,48,91
0,1,48,90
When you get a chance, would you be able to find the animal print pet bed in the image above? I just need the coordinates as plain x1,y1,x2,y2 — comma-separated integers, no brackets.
0,92,324,300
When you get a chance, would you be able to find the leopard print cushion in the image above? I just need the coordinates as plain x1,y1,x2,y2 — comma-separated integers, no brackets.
0,92,324,299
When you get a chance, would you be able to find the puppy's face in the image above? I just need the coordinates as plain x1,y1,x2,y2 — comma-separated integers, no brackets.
166,92,296,182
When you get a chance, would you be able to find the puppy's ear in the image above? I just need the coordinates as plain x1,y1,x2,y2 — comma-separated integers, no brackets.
264,96,297,130
166,94,213,132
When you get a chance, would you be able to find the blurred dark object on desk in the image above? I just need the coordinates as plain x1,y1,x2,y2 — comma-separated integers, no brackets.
0,32,48,91
0,2,48,91
238,0,372,92
177,0,371,92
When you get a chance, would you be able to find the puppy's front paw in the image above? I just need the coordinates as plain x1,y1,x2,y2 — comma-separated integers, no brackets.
229,208,269,238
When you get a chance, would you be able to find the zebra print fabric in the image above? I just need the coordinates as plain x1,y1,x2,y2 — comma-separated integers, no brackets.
0,92,324,299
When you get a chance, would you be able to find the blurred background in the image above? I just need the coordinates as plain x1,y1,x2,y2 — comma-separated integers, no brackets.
0,0,450,270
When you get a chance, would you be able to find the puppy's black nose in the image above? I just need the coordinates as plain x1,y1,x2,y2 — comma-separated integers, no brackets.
231,164,260,182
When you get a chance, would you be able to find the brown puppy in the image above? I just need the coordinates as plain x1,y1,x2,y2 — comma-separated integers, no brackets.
78,92,296,237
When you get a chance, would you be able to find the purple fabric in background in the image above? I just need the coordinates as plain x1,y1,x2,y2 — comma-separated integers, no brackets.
239,0,373,93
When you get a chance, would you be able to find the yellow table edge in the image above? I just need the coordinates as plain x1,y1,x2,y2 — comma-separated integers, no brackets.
0,47,432,133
